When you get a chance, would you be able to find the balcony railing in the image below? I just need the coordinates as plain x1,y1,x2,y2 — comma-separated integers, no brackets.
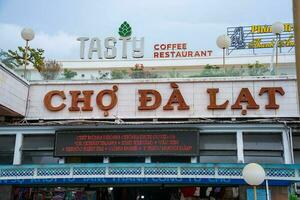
0,163,298,186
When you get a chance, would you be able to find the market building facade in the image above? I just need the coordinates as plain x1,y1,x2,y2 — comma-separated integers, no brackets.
0,56,300,199
0,21,299,200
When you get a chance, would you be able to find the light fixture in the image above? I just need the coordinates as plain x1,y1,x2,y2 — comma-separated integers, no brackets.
216,34,231,68
242,163,266,200
21,28,35,41
272,22,284,35
271,21,284,74
21,28,35,79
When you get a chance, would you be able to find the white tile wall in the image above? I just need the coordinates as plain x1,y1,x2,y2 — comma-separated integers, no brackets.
0,67,29,116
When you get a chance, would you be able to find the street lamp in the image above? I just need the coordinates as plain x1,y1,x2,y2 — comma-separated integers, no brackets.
242,163,266,200
216,34,231,68
21,28,35,79
271,21,284,74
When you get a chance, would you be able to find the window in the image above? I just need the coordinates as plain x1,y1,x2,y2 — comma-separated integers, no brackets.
151,156,190,163
110,157,145,163
243,133,283,164
0,135,15,164
66,157,103,163
199,133,237,163
21,135,59,164
293,134,300,164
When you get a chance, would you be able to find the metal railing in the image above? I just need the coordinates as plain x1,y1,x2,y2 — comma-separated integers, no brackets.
0,163,298,185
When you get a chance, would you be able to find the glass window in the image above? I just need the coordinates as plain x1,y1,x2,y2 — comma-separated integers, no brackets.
110,157,145,163
151,156,190,163
21,135,58,164
65,156,103,163
22,135,54,150
293,134,300,164
199,133,237,163
0,135,15,164
243,133,284,164
22,151,59,164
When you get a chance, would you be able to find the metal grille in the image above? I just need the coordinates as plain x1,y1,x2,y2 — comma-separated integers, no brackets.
181,167,215,176
144,167,177,175
218,168,242,176
37,168,70,176
266,168,295,178
73,167,106,176
1,168,34,177
109,167,141,175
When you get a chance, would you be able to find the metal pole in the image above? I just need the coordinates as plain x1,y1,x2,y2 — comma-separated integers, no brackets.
293,0,300,116
276,34,279,75
223,48,225,68
266,179,270,200
253,186,257,200
23,40,29,79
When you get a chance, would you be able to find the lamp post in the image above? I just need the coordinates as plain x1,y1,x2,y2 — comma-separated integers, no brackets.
271,22,284,74
216,34,231,68
21,28,35,79
242,163,266,200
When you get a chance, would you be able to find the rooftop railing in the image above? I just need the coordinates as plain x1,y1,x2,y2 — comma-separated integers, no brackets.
5,62,297,81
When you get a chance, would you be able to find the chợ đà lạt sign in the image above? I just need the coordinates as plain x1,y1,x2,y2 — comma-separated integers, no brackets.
55,128,199,156
26,78,299,120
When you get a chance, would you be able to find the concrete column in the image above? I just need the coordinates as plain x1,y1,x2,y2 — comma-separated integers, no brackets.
13,133,23,165
58,158,65,164
293,0,300,116
191,156,197,163
282,130,292,164
103,157,109,163
236,130,244,163
145,157,151,163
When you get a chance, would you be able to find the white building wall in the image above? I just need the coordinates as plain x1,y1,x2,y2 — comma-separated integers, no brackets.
0,64,29,116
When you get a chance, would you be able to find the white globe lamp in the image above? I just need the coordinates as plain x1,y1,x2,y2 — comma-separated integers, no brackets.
272,22,284,35
242,163,266,200
216,35,231,49
216,34,231,68
21,28,35,41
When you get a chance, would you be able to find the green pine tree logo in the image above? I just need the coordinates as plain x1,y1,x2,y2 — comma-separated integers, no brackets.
118,21,132,37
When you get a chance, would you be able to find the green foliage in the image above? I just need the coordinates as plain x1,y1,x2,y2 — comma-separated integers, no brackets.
129,64,160,79
118,21,132,37
168,69,182,78
7,46,44,71
95,71,109,80
39,60,62,80
0,49,19,69
63,68,77,79
189,62,269,78
289,194,298,200
247,61,269,76
111,70,129,79
195,64,242,77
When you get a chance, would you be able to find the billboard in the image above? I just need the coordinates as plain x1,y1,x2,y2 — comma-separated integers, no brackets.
55,128,199,156
227,23,294,54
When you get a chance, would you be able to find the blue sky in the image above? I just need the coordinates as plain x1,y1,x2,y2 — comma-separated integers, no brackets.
0,0,293,59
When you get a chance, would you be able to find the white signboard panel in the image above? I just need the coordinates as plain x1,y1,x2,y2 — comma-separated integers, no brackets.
26,77,299,120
